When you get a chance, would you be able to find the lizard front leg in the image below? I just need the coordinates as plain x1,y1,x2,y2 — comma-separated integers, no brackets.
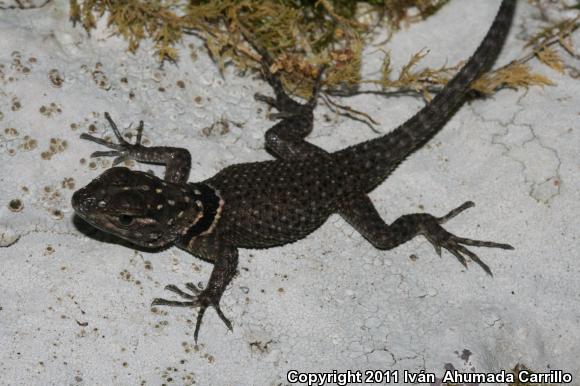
339,198,513,275
151,233,238,342
80,112,192,184
253,46,328,160
152,242,238,342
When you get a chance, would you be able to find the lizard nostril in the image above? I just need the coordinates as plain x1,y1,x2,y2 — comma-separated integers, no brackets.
72,189,96,213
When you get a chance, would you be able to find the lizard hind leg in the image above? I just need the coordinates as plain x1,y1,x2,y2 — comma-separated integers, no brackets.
338,197,513,275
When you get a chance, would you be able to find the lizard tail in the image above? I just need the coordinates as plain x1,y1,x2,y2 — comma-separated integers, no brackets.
334,0,516,192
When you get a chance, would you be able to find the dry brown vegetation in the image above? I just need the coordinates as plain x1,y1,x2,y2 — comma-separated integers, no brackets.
69,1,579,104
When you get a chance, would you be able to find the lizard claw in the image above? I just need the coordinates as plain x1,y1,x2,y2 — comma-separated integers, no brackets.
151,283,232,342
306,64,327,108
254,93,277,106
419,201,514,276
80,112,145,164
102,111,143,146
246,31,326,116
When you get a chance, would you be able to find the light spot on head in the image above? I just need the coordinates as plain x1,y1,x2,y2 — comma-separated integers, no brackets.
184,196,191,203
155,188,162,194
122,186,130,191
167,199,175,206
156,204,163,210
167,218,174,225
178,211,184,218
98,201,106,208
194,189,201,195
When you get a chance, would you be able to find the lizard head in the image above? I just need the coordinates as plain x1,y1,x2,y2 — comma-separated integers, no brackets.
72,167,202,248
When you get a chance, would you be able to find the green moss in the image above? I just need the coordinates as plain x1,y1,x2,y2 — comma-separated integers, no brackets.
69,1,578,102
69,0,450,95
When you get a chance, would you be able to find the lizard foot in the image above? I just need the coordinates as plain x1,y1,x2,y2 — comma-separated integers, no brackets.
80,112,144,166
417,201,514,276
254,93,298,120
151,282,232,342
254,59,326,117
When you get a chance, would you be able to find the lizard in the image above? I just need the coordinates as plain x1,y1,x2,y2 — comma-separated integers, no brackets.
72,0,517,341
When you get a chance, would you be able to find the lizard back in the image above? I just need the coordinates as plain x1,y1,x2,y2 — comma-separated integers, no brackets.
206,157,356,248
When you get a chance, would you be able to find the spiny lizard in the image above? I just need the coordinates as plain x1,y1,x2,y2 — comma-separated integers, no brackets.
72,0,517,341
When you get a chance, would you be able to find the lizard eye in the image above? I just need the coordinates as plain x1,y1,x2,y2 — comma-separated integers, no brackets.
118,215,135,226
